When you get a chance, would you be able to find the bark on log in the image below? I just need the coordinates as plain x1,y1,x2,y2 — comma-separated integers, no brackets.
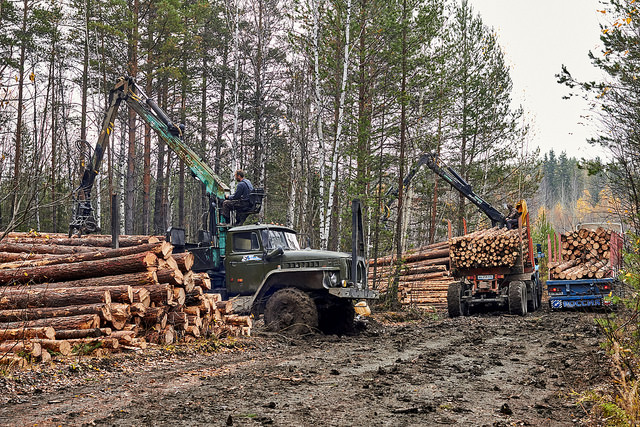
0,252,158,286
22,271,158,291
172,252,194,272
3,234,163,248
0,252,47,263
0,314,100,330
133,284,173,305
0,326,55,341
0,303,111,323
0,242,172,270
0,341,42,357
0,287,112,309
0,242,94,255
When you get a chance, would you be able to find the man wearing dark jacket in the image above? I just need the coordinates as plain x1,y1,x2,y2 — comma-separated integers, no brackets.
222,169,253,225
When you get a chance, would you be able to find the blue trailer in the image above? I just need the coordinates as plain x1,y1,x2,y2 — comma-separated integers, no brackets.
546,226,623,310
547,277,617,309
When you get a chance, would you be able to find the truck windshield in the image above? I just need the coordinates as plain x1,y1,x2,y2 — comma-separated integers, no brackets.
261,229,301,250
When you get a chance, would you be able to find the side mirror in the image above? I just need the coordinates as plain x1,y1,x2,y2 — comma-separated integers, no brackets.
266,246,284,261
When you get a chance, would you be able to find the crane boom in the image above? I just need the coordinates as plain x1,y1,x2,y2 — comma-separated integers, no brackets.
422,152,507,227
70,77,229,236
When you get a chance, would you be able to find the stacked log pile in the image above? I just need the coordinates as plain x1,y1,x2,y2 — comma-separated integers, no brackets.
549,227,615,280
369,241,453,310
449,227,523,269
0,232,250,366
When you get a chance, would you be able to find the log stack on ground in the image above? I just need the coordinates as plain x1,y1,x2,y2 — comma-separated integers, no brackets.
449,226,524,270
0,232,250,366
550,227,617,280
369,241,453,310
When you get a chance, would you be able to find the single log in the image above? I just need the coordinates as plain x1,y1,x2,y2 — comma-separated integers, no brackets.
109,303,131,330
224,314,253,328
129,303,147,317
167,311,188,328
161,325,175,345
173,288,186,306
0,287,112,309
0,242,94,255
0,252,47,263
192,273,211,291
0,242,172,270
553,259,578,274
110,330,137,344
172,252,194,272
156,265,184,286
0,303,111,323
0,341,42,358
3,234,163,248
370,241,449,266
216,300,233,315
182,271,196,293
31,339,72,356
55,328,111,339
133,287,151,307
185,325,201,337
0,314,100,330
0,252,158,286
23,271,158,291
133,283,173,305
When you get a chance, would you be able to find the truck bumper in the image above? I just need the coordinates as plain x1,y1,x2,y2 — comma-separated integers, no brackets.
328,288,379,299
549,295,604,309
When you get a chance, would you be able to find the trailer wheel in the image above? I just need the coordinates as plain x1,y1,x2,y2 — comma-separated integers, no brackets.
447,282,469,318
264,288,318,335
508,281,527,316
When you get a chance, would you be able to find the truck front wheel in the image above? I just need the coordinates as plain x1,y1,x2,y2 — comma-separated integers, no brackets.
508,281,527,316
447,282,469,318
264,288,319,335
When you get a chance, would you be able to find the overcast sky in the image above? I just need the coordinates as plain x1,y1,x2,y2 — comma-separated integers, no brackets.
466,0,605,159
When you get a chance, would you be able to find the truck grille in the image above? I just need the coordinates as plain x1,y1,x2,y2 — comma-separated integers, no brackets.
283,260,322,269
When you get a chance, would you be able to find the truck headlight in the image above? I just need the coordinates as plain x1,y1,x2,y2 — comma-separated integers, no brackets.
324,271,339,288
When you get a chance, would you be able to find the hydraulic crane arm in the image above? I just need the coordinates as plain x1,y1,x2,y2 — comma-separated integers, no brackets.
422,152,507,227
70,76,229,235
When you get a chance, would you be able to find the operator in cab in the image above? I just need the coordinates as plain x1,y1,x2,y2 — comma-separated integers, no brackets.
222,169,254,225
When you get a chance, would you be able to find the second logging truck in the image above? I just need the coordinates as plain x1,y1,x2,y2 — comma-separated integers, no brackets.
421,153,543,317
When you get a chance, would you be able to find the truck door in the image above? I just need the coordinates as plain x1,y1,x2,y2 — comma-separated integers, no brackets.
225,230,266,296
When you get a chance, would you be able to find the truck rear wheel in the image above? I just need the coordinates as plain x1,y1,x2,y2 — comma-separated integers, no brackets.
447,282,469,318
264,288,318,335
508,281,527,316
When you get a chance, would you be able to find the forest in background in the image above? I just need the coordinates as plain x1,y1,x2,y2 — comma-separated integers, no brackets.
0,0,539,259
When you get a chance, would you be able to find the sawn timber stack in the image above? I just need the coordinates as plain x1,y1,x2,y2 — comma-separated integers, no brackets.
369,241,453,310
0,232,251,366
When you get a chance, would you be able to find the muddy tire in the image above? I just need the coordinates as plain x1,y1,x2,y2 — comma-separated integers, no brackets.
447,282,469,318
316,296,355,335
264,288,318,335
526,280,538,312
508,281,527,316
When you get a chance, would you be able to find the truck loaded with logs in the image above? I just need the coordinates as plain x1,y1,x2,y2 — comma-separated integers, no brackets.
546,225,623,309
68,77,377,335
415,153,543,317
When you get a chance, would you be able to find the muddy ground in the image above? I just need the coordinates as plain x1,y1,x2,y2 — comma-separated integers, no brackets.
0,306,610,426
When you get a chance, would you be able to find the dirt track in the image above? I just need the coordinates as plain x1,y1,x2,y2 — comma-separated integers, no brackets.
0,307,607,426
